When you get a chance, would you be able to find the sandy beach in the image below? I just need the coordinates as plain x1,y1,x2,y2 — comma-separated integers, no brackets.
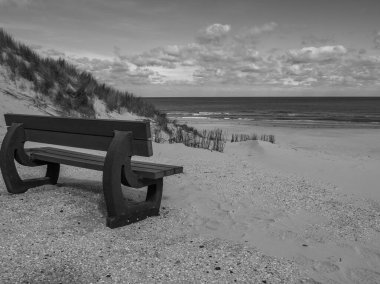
1,110,380,283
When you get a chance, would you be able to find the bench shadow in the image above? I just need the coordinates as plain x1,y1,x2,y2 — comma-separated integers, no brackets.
57,177,103,194
57,177,148,217
56,178,106,217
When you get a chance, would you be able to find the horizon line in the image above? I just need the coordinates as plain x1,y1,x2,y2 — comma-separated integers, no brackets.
142,96,380,98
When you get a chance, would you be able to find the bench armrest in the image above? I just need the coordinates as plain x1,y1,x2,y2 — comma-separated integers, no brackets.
3,123,46,167
106,130,143,184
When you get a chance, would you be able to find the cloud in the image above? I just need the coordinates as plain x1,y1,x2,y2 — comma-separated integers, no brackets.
235,22,278,45
128,45,182,68
110,67,162,85
340,54,380,84
196,23,231,45
286,45,347,63
113,46,129,61
42,49,66,58
34,22,380,89
69,54,167,86
281,47,380,87
246,22,278,36
30,46,160,87
70,22,280,86
72,41,380,88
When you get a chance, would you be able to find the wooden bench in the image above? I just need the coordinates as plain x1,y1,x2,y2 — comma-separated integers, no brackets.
0,114,183,228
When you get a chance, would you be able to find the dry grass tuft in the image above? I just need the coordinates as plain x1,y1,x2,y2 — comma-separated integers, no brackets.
166,125,227,152
231,133,275,144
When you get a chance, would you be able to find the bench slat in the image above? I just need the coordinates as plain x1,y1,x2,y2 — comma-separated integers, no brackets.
131,164,175,177
5,114,151,139
31,147,180,172
25,129,153,157
30,151,103,171
31,147,105,162
28,147,183,180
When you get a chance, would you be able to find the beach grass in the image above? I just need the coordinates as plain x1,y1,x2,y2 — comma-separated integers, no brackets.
260,134,275,144
168,125,227,152
231,133,275,144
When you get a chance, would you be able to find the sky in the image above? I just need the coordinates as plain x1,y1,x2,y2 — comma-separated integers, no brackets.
1,0,380,97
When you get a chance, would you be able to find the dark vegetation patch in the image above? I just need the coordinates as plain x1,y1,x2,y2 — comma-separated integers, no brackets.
231,133,275,144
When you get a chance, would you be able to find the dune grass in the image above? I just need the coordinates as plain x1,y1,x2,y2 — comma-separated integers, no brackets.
168,125,227,152
0,28,168,128
231,133,275,144
260,134,275,144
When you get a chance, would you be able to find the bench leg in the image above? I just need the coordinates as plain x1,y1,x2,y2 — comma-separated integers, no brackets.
105,178,164,228
45,163,60,185
103,131,164,229
146,178,163,213
0,123,60,194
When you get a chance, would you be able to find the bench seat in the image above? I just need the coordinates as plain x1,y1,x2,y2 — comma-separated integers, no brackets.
26,147,183,180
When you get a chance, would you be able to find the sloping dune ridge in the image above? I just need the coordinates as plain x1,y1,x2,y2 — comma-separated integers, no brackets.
1,90,380,283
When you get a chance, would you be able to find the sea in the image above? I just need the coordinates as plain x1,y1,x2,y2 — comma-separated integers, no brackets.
145,97,380,127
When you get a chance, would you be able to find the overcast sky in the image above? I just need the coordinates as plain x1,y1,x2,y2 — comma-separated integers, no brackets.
1,0,380,96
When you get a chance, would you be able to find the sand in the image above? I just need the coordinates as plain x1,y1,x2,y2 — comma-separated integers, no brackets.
1,111,380,283
178,118,380,201
0,147,302,283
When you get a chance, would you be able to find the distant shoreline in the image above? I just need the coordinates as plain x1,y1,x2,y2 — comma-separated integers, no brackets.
143,96,380,98
145,96,380,128
174,117,380,129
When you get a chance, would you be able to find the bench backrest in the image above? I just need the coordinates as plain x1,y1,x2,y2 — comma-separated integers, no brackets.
5,114,153,157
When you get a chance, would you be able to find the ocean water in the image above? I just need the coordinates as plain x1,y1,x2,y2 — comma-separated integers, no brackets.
145,97,380,126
